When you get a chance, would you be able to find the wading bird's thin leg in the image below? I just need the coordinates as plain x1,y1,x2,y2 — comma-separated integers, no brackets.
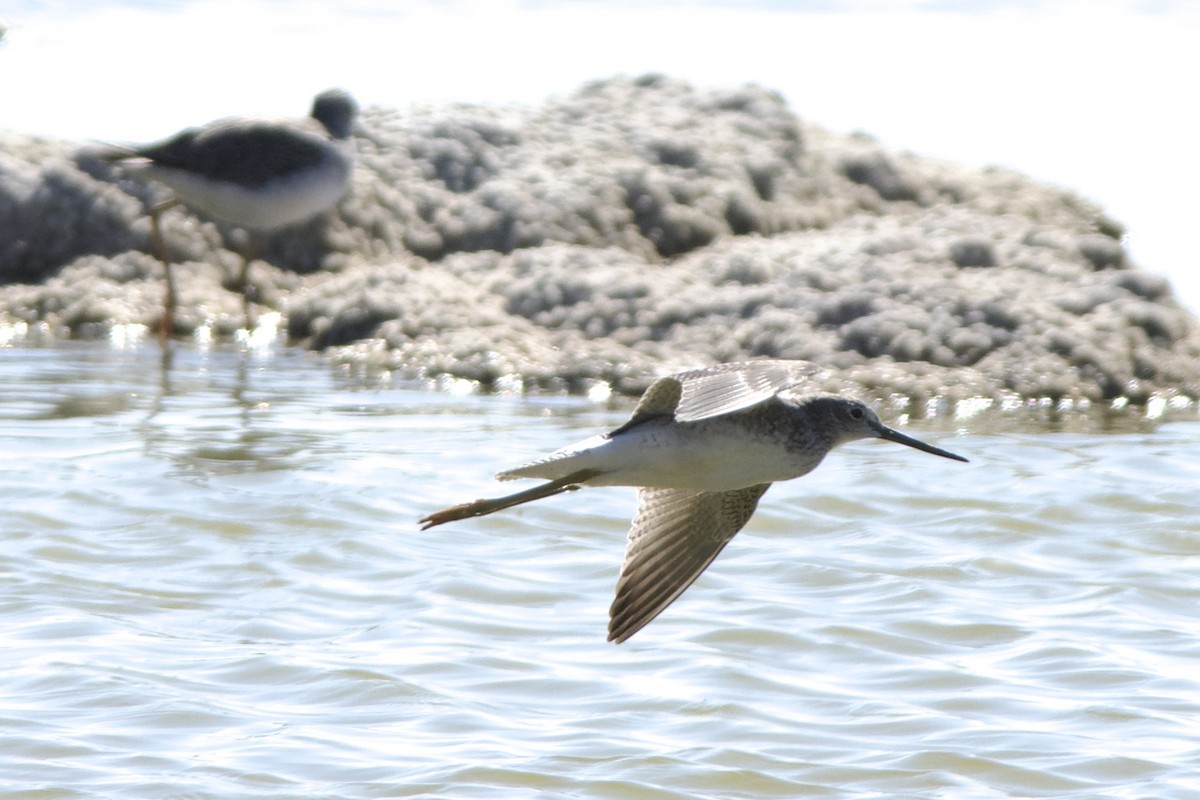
419,469,602,530
236,250,255,334
149,199,181,339
228,233,265,334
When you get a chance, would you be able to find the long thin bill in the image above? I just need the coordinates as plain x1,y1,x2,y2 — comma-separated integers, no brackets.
875,424,968,462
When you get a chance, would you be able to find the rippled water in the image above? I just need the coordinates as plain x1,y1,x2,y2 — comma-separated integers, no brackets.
3,340,1200,799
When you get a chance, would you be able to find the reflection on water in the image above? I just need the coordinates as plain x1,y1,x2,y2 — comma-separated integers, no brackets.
2,339,1200,799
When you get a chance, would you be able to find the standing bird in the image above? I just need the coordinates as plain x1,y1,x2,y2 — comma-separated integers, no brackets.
100,88,357,334
420,360,969,643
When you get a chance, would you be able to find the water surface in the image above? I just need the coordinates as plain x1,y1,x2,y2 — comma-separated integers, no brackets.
2,341,1199,798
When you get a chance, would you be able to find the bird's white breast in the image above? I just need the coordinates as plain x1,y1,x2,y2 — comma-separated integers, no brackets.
145,158,349,230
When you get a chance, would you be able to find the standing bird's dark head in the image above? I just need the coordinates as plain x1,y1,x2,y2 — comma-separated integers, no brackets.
310,89,358,140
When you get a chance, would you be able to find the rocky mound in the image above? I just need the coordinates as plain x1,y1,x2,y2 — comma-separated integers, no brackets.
2,75,1197,411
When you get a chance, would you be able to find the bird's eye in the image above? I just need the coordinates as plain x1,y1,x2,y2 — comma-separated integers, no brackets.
850,407,864,419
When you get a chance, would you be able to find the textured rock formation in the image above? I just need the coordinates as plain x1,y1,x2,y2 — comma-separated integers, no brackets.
3,75,1197,411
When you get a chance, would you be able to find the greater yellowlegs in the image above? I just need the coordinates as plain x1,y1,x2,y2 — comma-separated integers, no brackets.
102,88,357,333
420,360,969,643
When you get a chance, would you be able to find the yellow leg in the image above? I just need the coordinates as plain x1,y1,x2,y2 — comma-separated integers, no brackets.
149,199,180,339
419,469,601,530
232,234,262,333
236,254,255,333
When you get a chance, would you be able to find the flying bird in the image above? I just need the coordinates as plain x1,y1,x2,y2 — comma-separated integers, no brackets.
420,360,969,643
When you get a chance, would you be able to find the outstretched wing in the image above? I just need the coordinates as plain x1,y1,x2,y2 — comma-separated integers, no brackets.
672,360,820,422
608,483,771,643
614,360,820,436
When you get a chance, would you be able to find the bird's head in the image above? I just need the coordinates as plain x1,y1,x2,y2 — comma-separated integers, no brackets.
311,89,358,140
822,398,968,463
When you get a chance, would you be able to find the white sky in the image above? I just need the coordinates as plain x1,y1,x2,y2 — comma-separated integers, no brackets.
2,0,1197,311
